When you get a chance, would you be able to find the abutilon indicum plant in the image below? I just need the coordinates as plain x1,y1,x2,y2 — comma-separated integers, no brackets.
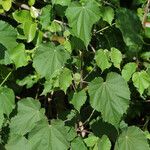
0,0,150,150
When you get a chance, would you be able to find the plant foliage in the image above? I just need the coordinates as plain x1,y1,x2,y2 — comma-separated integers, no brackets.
0,0,150,149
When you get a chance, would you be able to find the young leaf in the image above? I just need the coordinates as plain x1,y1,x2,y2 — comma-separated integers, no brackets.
59,68,73,93
9,44,28,68
10,98,46,135
65,0,100,47
70,89,87,111
110,47,122,69
132,71,150,95
23,22,37,43
88,72,130,125
101,6,114,25
28,0,35,6
28,120,70,150
1,0,12,11
121,62,137,81
13,10,32,24
95,49,111,72
33,43,70,78
115,126,150,150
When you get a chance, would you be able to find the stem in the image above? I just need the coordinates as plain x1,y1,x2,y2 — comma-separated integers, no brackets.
0,71,13,87
83,66,96,81
89,44,96,53
96,23,116,34
82,109,95,126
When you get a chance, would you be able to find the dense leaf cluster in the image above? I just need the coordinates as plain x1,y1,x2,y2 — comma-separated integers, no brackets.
0,0,150,149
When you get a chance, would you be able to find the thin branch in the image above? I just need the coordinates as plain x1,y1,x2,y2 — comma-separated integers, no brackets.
82,109,96,126
0,70,13,87
89,44,96,53
83,66,96,81
96,23,116,34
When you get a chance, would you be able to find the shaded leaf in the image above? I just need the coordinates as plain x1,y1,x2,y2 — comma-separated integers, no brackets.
70,89,87,111
116,8,143,52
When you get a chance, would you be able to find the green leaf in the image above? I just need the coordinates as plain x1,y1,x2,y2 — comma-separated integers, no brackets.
13,10,32,24
71,137,87,150
59,68,73,93
17,74,38,89
0,21,17,52
40,5,52,29
70,89,87,111
88,72,130,125
0,44,12,65
116,8,143,52
121,62,137,81
30,6,39,18
84,135,99,147
0,110,4,128
95,49,111,72
65,0,100,46
10,98,45,135
23,22,37,43
110,47,122,69
49,21,62,32
132,71,150,95
9,44,28,68
28,120,70,150
115,126,150,150
1,0,12,11
97,135,111,150
141,52,150,61
52,0,71,6
101,6,114,25
0,87,15,116
5,134,31,150
28,0,35,6
33,43,70,78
